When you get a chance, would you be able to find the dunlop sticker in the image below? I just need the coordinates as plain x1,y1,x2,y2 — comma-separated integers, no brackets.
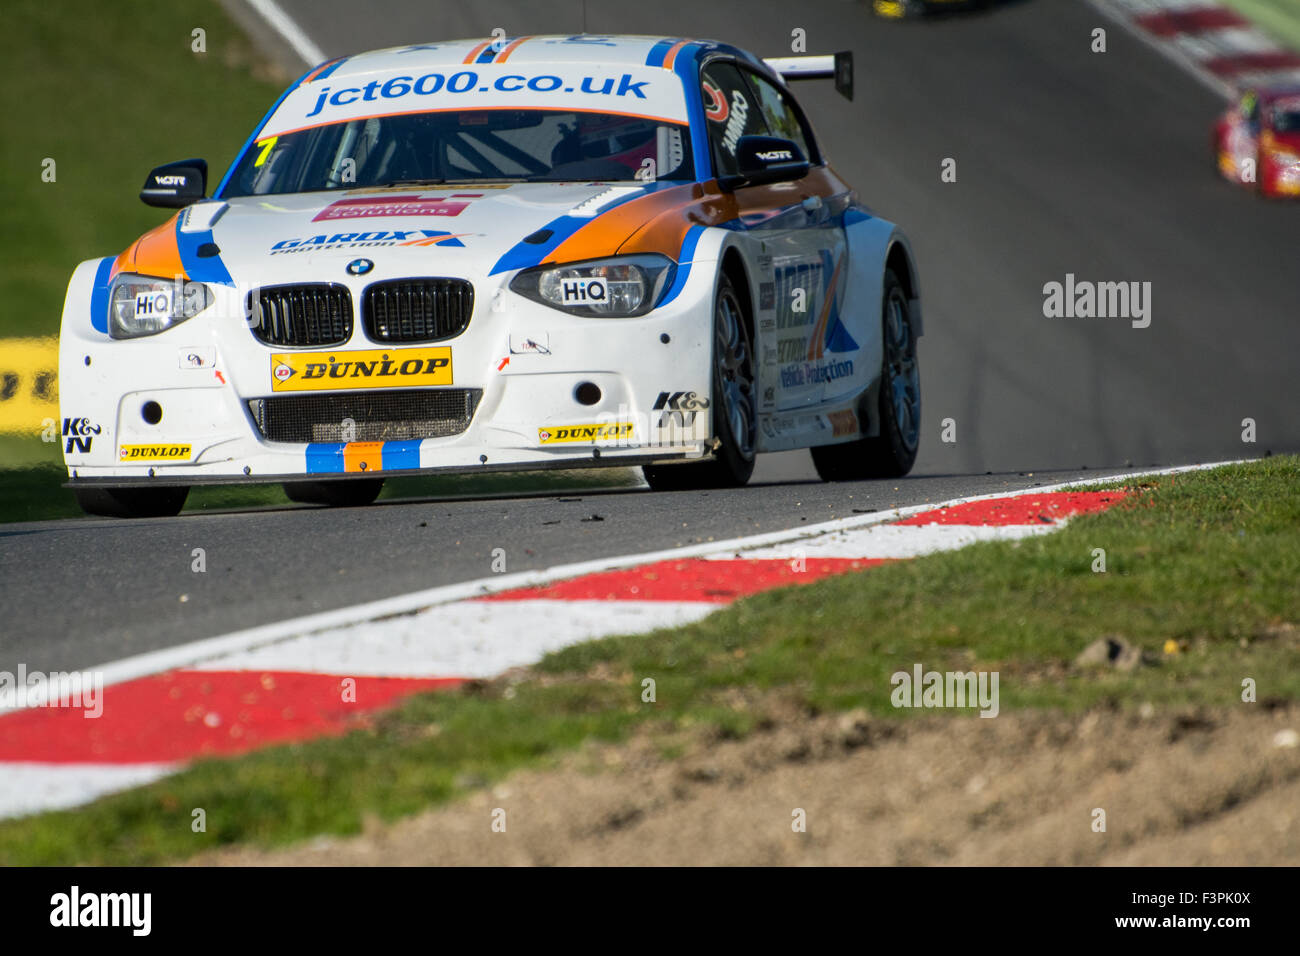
826,409,858,437
0,338,58,434
538,422,634,444
119,443,192,462
271,347,452,392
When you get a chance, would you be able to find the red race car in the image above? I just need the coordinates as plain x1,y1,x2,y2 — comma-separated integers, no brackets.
1214,85,1300,198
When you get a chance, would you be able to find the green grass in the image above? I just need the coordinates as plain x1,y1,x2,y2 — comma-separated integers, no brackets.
1,457,1296,865
1219,0,1300,52
0,0,289,340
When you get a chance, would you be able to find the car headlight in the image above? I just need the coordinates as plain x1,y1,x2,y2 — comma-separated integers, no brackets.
108,273,213,338
510,255,675,317
1271,148,1300,167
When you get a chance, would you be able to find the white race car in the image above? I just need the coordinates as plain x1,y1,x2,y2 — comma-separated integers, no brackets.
59,35,922,517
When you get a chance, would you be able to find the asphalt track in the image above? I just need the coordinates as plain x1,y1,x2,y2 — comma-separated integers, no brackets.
2,0,1295,671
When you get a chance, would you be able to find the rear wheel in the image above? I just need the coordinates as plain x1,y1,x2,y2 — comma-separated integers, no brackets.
812,268,920,481
643,272,756,491
73,485,189,518
283,478,385,508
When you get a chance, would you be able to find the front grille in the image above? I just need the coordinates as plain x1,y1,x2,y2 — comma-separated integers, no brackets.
363,278,473,343
249,389,482,443
248,283,353,347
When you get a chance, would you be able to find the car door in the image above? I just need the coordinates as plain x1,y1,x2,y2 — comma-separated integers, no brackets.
700,59,826,414
739,67,857,410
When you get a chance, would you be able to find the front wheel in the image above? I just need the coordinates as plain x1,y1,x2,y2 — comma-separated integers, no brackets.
73,485,190,518
643,272,757,491
283,478,384,508
812,268,920,481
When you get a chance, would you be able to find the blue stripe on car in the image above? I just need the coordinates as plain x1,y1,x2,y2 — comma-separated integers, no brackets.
644,39,676,67
312,56,349,80
213,62,317,198
671,43,712,182
381,440,421,470
488,215,591,276
305,442,343,474
656,223,705,308
89,256,114,334
305,441,423,474
487,182,675,276
175,217,234,285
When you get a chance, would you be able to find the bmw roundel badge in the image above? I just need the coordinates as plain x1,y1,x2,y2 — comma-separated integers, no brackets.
346,258,374,276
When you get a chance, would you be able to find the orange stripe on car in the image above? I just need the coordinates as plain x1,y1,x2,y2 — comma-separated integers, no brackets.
661,40,689,70
343,442,384,473
463,40,492,63
547,167,849,264
303,57,344,82
110,213,185,281
806,254,844,360
544,183,705,264
495,36,532,62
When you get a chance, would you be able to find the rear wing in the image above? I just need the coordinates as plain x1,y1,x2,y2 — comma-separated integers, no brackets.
762,52,853,101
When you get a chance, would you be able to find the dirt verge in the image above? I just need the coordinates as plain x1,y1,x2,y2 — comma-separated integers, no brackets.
199,701,1300,866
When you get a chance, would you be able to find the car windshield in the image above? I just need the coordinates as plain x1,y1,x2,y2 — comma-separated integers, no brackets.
223,108,694,195
1272,103,1300,133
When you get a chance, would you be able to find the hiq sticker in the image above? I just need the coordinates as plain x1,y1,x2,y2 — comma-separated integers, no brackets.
135,291,171,317
561,277,606,303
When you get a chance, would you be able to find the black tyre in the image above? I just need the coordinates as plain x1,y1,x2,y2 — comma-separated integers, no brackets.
643,272,757,491
283,478,385,507
73,485,189,518
812,268,920,481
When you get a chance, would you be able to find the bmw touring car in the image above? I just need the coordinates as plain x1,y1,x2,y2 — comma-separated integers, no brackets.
59,35,922,516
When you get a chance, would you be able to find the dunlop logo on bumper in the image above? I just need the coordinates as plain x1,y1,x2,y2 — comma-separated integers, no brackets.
118,443,192,461
271,348,452,392
538,422,633,444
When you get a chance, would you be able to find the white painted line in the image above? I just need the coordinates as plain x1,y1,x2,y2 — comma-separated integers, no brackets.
0,763,176,819
1203,26,1283,54
188,600,716,678
243,0,328,68
1086,0,1237,98
1237,66,1300,86
0,459,1247,715
703,522,1061,561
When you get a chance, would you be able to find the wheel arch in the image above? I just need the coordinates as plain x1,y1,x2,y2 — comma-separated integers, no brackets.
885,237,922,337
719,244,755,342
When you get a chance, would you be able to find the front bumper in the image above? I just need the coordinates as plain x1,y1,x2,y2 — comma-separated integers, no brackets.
59,260,717,487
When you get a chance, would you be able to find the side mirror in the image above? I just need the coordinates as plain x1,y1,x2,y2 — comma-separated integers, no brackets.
140,159,207,208
718,136,810,192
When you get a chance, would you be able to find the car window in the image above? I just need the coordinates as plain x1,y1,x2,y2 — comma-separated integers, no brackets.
700,61,770,178
742,69,814,162
1271,97,1300,133
223,109,694,195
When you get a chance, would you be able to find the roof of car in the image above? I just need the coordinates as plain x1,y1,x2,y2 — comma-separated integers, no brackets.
302,35,756,83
